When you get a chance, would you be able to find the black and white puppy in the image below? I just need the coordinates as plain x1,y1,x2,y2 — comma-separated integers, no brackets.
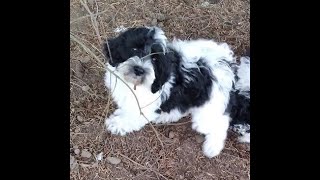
103,26,249,158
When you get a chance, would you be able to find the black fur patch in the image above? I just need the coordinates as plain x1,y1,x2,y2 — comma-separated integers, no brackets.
151,47,216,114
227,90,250,128
103,27,157,67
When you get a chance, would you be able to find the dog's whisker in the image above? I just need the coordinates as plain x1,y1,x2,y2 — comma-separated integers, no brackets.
141,51,173,60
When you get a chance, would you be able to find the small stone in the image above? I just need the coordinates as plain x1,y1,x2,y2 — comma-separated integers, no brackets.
81,150,92,158
200,1,210,7
96,152,103,161
81,85,90,91
151,19,157,26
74,149,80,155
156,13,166,21
76,115,84,122
179,175,184,179
106,156,121,165
80,56,90,63
195,134,205,143
158,22,164,27
75,128,80,133
169,131,175,138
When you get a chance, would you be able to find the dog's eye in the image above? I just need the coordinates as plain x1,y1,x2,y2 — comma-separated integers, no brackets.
132,48,137,51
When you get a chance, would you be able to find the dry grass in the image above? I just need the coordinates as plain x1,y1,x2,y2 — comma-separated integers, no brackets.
70,0,250,179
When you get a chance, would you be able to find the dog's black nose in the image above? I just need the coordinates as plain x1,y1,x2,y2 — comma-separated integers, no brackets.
133,66,145,76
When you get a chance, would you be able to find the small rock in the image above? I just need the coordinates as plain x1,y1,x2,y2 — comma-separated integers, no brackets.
76,115,84,122
200,1,210,7
169,131,175,138
195,134,205,143
74,149,80,155
81,85,90,91
158,22,164,27
75,128,80,133
96,152,103,161
156,13,166,21
151,19,157,26
81,150,92,158
179,175,184,179
81,56,90,63
106,156,121,165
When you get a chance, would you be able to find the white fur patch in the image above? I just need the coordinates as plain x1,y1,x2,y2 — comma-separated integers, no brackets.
238,133,250,143
114,25,127,33
235,56,250,97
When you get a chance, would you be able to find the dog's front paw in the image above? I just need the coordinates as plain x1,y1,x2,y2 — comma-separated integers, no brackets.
202,136,224,158
105,116,131,136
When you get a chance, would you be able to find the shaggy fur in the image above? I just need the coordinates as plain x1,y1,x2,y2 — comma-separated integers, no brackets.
228,54,250,143
103,26,250,158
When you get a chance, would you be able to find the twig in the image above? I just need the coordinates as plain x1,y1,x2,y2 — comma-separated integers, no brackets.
70,81,107,100
118,153,168,180
79,0,102,45
70,31,105,57
70,10,109,24
152,120,191,127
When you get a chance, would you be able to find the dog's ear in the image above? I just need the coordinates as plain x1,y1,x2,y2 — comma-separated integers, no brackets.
103,38,121,67
151,43,164,53
103,39,114,59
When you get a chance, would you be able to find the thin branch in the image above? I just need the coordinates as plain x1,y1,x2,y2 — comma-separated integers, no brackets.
118,153,168,180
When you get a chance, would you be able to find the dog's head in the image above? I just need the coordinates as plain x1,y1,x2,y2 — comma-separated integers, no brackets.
103,27,167,87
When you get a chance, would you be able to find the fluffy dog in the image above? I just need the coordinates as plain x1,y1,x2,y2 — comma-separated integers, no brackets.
103,26,249,158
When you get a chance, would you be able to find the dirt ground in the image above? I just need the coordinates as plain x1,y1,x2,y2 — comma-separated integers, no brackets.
70,0,250,179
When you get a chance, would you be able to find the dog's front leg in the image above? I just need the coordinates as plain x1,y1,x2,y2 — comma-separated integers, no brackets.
105,109,148,136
